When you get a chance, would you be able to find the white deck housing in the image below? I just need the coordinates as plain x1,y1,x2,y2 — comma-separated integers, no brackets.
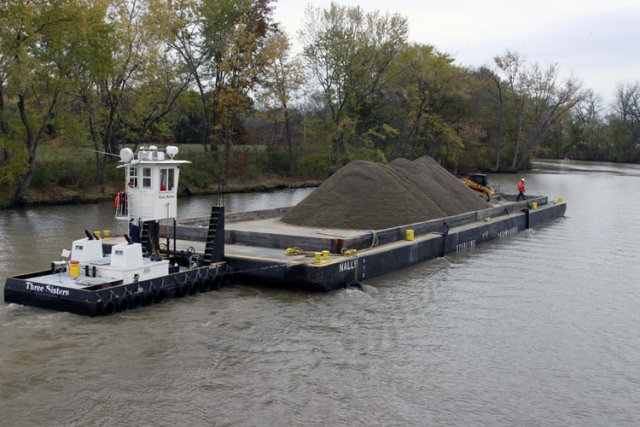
71,238,104,263
116,146,190,222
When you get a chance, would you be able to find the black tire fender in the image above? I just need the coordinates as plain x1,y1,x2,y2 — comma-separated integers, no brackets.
118,296,130,312
177,282,189,298
100,300,116,316
142,292,154,306
130,293,143,309
155,288,167,304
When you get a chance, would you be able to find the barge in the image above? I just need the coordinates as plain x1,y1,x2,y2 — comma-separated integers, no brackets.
168,195,566,292
4,147,567,316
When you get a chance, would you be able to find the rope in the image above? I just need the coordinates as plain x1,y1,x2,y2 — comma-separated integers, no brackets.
284,247,317,257
369,230,379,249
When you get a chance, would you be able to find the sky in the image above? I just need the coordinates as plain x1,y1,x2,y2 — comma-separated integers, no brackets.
273,0,640,104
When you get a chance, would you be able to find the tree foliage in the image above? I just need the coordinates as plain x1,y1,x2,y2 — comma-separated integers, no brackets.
0,1,638,206
301,2,408,164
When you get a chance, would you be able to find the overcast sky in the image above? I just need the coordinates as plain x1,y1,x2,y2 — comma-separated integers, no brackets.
273,0,640,104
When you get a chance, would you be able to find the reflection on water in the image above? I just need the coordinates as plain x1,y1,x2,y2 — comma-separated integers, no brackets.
1,162,640,426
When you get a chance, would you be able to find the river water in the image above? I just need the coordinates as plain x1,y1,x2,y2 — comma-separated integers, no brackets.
1,160,639,426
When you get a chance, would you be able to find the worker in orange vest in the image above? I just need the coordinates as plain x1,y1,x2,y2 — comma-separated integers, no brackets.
516,178,525,201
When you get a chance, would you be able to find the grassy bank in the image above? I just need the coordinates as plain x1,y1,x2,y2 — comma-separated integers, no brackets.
0,144,326,209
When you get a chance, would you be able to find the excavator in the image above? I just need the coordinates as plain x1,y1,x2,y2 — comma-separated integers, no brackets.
462,173,496,201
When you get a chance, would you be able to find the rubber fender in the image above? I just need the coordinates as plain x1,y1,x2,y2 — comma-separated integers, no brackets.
189,280,199,295
100,300,116,316
118,296,130,312
211,276,223,290
203,276,215,291
177,282,189,298
222,274,232,287
130,293,143,309
142,292,154,306
154,289,167,304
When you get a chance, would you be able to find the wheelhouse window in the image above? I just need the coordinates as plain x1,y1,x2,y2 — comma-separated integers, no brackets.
128,166,138,188
142,168,152,188
159,168,175,192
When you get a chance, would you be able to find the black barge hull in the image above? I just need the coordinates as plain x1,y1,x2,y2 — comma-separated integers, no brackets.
225,201,567,291
4,263,228,316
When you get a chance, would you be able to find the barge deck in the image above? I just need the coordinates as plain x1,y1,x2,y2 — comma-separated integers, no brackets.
171,195,566,291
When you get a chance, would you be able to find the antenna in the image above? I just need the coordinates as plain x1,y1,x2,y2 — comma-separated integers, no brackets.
82,148,121,158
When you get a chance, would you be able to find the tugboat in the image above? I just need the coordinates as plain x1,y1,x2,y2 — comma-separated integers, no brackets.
4,146,228,316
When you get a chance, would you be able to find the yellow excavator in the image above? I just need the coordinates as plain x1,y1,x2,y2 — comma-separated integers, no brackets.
462,173,495,201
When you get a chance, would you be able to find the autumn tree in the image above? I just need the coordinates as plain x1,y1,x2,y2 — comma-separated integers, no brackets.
383,44,470,164
608,82,640,162
77,0,183,191
164,0,246,154
257,32,305,173
0,0,112,205
301,2,408,164
163,0,276,181
569,91,605,159
493,50,583,170
494,50,527,171
0,52,9,165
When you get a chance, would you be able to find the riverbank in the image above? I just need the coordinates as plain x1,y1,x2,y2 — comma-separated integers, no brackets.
0,177,322,210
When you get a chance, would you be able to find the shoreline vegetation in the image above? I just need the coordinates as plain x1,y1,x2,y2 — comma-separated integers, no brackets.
2,2,638,210
0,178,322,210
0,138,630,210
0,144,324,209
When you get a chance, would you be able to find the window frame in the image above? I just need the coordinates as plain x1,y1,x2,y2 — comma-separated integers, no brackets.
128,166,138,188
142,167,152,188
159,168,175,192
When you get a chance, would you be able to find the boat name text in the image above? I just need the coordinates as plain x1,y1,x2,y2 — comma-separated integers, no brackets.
25,282,70,296
339,259,357,273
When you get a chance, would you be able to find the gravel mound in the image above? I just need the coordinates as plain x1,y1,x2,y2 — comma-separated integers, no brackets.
281,156,489,230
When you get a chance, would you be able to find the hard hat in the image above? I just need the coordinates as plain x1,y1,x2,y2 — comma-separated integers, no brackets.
521,178,525,181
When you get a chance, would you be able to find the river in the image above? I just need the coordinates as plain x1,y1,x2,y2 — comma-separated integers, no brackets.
1,160,639,426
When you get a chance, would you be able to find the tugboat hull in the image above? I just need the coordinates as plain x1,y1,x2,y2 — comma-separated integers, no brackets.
4,263,228,316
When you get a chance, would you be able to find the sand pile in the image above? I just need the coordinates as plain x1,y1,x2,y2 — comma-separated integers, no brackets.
280,156,489,230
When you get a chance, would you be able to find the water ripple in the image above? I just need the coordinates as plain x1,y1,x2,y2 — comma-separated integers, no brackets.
2,165,640,425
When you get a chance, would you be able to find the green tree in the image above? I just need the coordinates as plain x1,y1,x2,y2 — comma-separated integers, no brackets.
384,44,469,164
301,2,408,164
77,0,164,191
0,0,111,205
257,32,305,173
494,50,527,171
163,0,249,154
165,0,276,180
494,50,583,170
522,62,584,156
608,82,640,162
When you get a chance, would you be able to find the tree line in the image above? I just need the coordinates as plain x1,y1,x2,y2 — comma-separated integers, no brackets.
1,1,638,206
